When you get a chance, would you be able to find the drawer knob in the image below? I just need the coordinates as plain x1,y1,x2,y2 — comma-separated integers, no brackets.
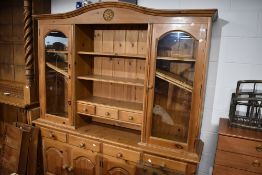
67,166,74,172
105,112,110,116
256,145,262,152
160,162,166,168
116,153,123,159
128,116,134,121
79,143,85,148
83,107,88,112
62,164,69,170
147,159,152,163
252,160,261,167
92,143,96,147
49,133,56,139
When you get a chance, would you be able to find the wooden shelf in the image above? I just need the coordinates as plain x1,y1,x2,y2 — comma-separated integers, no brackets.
157,56,195,62
77,75,144,87
46,50,68,54
77,51,146,59
78,96,143,113
156,69,193,92
46,62,69,78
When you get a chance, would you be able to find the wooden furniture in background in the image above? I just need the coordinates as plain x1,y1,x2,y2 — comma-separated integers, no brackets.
0,0,50,145
33,2,217,175
213,118,262,175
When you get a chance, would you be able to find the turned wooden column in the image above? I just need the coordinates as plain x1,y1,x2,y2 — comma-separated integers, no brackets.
24,0,34,86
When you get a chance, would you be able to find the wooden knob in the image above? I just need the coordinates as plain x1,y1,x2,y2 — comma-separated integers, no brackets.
147,159,152,163
105,112,110,116
79,143,85,148
83,107,88,112
160,162,166,168
49,133,55,139
67,166,73,172
128,116,134,121
62,164,69,170
252,160,261,167
256,145,262,152
92,143,96,147
116,153,123,159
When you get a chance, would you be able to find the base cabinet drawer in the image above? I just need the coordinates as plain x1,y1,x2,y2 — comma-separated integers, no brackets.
41,128,67,143
215,150,262,174
68,134,101,152
143,154,187,174
213,165,260,175
103,144,140,163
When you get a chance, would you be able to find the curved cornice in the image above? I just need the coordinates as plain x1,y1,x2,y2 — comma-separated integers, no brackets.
33,2,218,21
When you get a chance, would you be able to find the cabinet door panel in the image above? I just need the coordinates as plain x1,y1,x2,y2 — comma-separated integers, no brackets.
103,155,136,175
43,139,70,175
71,148,97,175
145,23,208,150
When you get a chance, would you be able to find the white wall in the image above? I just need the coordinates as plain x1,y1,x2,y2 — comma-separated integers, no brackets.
51,0,262,174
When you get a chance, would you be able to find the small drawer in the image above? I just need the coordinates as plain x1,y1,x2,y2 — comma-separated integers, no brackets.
96,106,118,119
119,110,142,124
103,144,140,162
215,150,262,174
68,134,101,152
143,154,187,173
41,128,67,143
77,102,96,115
217,135,262,158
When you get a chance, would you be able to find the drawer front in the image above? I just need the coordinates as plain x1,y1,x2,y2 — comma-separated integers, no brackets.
68,134,101,152
143,154,187,173
213,165,259,175
215,150,262,174
41,128,67,143
96,106,118,119
218,135,262,158
119,110,142,124
103,144,140,162
77,102,96,115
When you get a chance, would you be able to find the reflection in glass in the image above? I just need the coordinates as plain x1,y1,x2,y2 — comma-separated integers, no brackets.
45,31,68,118
151,31,196,143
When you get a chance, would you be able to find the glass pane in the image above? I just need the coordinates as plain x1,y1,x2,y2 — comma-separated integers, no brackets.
45,31,68,118
151,31,196,143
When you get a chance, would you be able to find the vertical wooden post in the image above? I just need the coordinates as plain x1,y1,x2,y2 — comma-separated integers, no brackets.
24,0,34,86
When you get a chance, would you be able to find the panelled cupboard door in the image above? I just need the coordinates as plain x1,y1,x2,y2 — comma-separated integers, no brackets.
71,148,98,175
102,155,136,175
145,23,208,150
38,24,73,125
43,138,70,175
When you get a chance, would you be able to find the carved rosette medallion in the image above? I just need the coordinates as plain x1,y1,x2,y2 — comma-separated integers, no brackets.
103,9,114,21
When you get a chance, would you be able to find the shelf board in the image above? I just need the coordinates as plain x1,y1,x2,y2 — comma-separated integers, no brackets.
46,62,69,78
77,75,144,87
78,96,143,113
46,50,68,54
156,69,193,92
157,56,195,62
77,51,146,59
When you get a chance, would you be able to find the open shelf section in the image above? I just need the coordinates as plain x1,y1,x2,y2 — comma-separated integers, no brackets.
157,56,195,62
156,69,193,92
46,50,68,54
77,75,144,87
78,51,146,59
78,96,143,113
46,62,69,78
